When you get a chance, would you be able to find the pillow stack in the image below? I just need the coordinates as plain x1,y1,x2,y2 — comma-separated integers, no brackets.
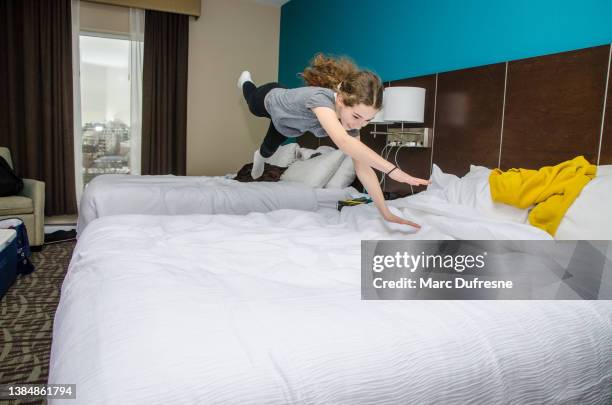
277,145,356,189
427,164,530,223
426,163,612,240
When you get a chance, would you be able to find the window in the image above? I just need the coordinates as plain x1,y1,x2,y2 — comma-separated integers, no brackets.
78,33,138,186
73,4,144,200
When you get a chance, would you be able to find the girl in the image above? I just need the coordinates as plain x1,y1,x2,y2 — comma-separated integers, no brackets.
238,54,430,229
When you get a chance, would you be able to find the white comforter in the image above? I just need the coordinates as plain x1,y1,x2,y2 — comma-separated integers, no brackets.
50,202,611,404
76,174,331,235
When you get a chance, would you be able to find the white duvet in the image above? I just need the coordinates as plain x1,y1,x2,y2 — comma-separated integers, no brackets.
50,202,611,404
76,174,343,236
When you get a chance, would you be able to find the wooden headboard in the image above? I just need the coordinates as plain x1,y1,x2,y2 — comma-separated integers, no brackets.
298,44,612,195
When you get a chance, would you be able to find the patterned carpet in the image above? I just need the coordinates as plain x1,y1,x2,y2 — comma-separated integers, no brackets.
0,241,76,404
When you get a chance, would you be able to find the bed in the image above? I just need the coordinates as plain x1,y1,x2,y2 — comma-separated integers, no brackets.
76,145,358,235
49,182,611,403
76,174,357,235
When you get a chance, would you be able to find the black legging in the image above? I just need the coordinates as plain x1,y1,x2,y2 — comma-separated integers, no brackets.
242,82,289,158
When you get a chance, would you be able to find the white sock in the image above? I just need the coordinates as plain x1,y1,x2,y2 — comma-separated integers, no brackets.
237,71,253,89
251,149,266,179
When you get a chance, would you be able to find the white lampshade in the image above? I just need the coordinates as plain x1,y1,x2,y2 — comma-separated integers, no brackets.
382,87,426,123
370,109,387,124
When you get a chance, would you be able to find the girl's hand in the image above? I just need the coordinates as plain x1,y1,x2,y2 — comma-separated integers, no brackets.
388,168,431,187
381,210,421,229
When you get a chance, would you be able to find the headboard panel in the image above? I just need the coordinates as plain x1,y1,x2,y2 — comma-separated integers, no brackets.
431,63,505,177
603,68,612,163
500,45,609,169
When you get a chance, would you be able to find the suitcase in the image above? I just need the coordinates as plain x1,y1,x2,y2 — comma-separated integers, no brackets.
0,218,35,276
0,229,18,299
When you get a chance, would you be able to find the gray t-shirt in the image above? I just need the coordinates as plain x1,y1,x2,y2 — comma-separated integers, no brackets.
264,86,360,138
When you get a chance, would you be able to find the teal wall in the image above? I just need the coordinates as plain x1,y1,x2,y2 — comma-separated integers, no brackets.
279,0,612,87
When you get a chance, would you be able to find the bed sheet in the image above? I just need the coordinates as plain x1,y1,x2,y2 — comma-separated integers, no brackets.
50,204,610,404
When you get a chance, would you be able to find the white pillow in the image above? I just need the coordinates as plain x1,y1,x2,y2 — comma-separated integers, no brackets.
597,164,612,176
428,164,529,223
281,149,345,188
325,154,355,188
296,145,335,161
296,147,315,160
266,143,299,167
316,145,336,153
466,164,492,178
427,164,459,192
556,173,612,239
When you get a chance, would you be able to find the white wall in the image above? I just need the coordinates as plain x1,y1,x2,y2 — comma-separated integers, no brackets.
186,0,280,175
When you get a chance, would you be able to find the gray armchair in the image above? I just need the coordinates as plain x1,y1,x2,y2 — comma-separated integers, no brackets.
0,147,45,247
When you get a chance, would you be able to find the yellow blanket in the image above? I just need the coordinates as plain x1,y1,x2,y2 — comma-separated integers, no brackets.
489,156,596,236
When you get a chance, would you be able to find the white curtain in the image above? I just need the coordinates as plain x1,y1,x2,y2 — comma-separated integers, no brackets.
71,0,84,206
129,8,145,175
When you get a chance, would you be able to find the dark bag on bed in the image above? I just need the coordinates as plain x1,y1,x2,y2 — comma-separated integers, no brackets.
0,156,24,197
234,163,288,182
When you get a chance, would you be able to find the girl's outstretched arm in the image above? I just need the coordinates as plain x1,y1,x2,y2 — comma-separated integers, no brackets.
353,156,421,229
312,107,430,187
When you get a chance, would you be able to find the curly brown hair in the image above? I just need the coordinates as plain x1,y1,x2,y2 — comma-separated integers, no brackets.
301,53,383,109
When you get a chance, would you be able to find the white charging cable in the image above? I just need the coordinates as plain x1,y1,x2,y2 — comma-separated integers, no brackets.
394,144,414,195
380,142,394,189
379,144,389,187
